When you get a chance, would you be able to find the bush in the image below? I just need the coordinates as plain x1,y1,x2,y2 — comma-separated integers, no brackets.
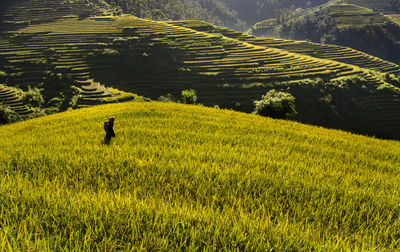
158,93,174,102
22,86,44,108
181,89,197,104
253,89,297,119
0,105,22,124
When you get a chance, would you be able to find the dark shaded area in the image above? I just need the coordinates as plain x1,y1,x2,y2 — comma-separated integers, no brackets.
219,0,330,25
104,0,246,30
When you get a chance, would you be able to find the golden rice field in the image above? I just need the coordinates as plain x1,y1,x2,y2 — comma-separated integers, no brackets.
1,101,400,250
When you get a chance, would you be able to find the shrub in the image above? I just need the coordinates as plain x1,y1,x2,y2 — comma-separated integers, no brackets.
22,86,44,108
0,105,22,124
181,89,197,104
253,89,297,119
158,93,174,102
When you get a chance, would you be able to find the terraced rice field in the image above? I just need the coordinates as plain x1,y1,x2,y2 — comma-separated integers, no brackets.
0,0,110,30
345,0,400,14
0,84,32,116
1,0,400,137
322,4,387,28
0,0,130,107
170,20,400,75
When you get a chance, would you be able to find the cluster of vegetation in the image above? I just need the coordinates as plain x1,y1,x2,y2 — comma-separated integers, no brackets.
181,89,197,104
0,104,21,124
1,101,400,250
219,0,330,25
17,72,81,117
253,89,297,119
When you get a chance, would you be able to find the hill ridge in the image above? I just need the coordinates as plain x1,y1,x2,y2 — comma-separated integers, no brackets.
1,100,400,250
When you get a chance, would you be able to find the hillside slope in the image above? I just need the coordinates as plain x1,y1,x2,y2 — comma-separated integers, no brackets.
172,20,400,75
344,0,400,14
1,0,400,138
1,101,400,250
99,0,246,31
1,14,400,138
251,4,400,64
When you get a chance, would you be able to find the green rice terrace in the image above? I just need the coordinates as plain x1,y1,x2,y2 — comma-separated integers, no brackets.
249,3,400,65
344,0,400,14
319,4,388,28
1,101,400,250
249,3,391,37
0,84,32,117
1,0,400,139
170,20,400,75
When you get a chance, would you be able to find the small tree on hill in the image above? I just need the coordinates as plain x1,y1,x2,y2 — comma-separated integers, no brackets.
182,89,197,104
22,86,44,108
253,89,297,119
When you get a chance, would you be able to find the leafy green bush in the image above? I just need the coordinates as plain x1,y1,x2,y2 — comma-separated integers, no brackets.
22,86,44,108
181,89,197,104
253,89,297,119
0,105,22,124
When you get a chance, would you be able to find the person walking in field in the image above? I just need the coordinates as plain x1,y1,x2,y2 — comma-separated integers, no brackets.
104,116,116,138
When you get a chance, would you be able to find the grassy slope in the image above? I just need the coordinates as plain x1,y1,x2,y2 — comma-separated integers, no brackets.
1,101,400,250
6,15,400,139
1,0,400,137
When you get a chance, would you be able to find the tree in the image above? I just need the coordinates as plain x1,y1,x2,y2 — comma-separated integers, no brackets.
21,86,44,108
253,89,297,119
181,89,197,104
0,104,22,124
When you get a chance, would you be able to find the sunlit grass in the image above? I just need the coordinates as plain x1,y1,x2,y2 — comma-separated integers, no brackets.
1,101,400,250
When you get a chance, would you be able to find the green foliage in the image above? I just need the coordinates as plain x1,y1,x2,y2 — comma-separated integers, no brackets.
40,72,78,109
21,86,44,108
219,0,329,25
0,104,22,124
158,93,174,102
181,89,197,104
103,0,245,30
253,89,297,119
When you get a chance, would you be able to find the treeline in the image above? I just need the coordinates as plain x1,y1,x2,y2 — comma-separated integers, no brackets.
218,0,330,25
90,0,335,30
97,0,246,30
